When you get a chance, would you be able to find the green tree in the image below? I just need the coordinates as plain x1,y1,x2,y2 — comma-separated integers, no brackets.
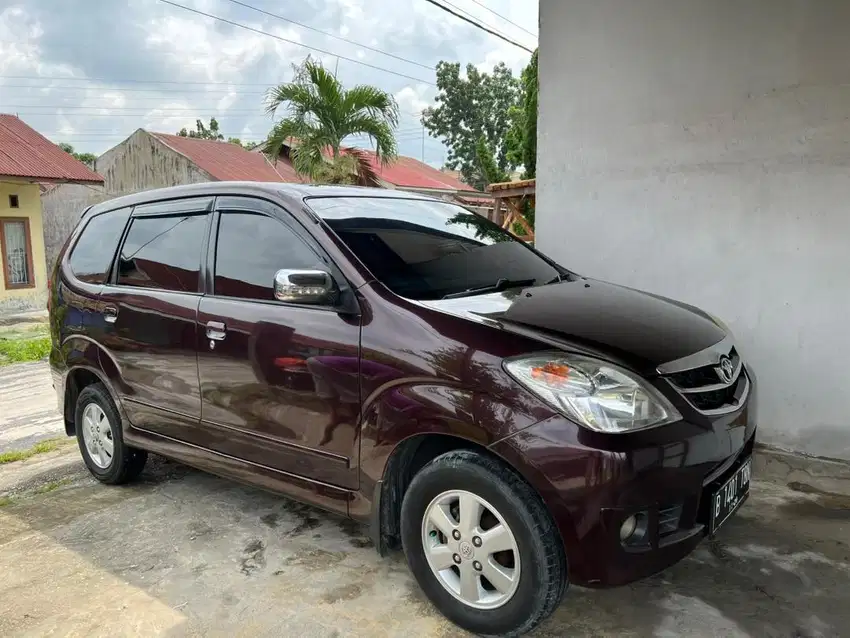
421,61,521,190
502,50,538,229
177,117,224,140
264,58,399,185
226,137,258,150
57,142,96,168
521,50,538,178
473,135,509,186
506,49,538,179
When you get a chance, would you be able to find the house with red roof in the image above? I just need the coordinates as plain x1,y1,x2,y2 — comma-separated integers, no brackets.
95,128,481,199
0,114,104,313
41,128,302,274
268,140,480,197
96,129,298,193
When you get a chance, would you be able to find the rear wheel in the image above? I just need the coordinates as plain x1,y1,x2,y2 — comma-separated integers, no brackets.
401,450,567,637
75,383,147,484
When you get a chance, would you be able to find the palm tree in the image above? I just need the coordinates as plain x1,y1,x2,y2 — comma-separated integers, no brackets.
264,59,399,185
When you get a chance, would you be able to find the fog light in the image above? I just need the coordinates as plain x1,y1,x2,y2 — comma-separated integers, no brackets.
619,515,637,541
620,511,649,545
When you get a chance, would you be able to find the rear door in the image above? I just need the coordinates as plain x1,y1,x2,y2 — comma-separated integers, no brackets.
95,197,213,437
195,196,361,489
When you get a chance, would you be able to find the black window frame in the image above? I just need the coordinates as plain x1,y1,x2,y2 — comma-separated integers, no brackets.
65,206,132,287
107,196,214,295
208,196,350,310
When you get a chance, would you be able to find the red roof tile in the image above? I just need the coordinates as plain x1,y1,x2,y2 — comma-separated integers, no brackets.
357,151,477,191
150,132,299,182
0,114,104,183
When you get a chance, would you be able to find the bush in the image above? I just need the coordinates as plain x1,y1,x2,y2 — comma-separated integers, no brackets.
0,335,51,365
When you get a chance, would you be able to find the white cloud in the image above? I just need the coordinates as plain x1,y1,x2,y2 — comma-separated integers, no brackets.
0,0,538,157
394,85,431,117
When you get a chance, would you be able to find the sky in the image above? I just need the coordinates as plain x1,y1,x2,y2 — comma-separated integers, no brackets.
0,0,537,166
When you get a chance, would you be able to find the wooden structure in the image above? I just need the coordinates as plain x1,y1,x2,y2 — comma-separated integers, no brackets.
487,178,536,241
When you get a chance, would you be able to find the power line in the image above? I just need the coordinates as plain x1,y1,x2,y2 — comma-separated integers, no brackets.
158,0,435,85
422,0,534,53
440,0,526,41
0,83,271,94
223,0,434,71
49,131,430,138
0,74,276,87
466,0,537,38
1,105,269,112
6,106,430,122
13,112,263,118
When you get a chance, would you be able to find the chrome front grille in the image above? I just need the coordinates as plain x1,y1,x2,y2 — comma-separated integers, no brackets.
658,336,750,415
667,348,741,391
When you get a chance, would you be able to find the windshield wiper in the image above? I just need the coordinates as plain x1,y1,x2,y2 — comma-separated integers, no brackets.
442,278,537,300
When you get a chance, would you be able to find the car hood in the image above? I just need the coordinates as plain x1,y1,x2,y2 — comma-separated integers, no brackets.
417,278,726,371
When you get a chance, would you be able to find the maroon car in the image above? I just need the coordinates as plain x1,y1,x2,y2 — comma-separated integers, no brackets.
49,183,755,636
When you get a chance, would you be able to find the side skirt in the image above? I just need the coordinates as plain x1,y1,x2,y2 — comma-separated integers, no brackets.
124,426,353,518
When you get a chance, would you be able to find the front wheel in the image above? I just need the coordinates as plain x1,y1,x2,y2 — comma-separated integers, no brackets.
401,450,567,637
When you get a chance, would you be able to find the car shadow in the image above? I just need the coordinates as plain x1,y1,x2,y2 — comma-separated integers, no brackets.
1,457,847,637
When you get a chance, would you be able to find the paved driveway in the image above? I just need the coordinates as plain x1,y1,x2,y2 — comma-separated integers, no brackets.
0,362,64,453
1,363,849,637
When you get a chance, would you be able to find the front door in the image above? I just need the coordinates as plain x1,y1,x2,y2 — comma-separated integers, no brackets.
196,198,361,489
95,197,212,437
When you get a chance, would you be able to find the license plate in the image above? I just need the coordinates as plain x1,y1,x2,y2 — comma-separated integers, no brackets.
709,457,751,535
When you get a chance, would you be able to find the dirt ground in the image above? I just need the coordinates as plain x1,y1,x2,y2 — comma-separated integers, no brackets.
2,363,849,637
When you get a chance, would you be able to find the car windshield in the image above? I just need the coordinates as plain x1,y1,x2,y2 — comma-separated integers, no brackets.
306,196,563,300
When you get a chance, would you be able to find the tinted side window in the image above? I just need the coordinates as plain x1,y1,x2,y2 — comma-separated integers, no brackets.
214,212,322,301
307,197,560,300
116,215,208,292
68,207,131,283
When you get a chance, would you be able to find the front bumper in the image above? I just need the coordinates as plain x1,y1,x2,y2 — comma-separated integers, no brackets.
490,381,757,587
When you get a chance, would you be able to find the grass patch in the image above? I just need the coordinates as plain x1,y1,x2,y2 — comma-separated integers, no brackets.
0,497,12,507
35,478,71,494
0,335,51,366
0,438,66,464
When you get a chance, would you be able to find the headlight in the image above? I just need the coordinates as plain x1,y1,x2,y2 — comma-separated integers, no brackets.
504,354,681,433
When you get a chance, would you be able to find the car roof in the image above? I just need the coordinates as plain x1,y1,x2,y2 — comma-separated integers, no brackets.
84,181,440,218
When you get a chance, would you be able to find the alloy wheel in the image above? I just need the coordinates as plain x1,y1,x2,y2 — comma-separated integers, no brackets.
421,489,521,609
81,403,114,469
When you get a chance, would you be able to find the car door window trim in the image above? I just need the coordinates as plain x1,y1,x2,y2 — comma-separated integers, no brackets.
210,198,351,310
110,209,210,293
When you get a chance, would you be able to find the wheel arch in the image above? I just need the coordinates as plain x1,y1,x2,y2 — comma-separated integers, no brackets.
61,335,126,435
371,432,565,561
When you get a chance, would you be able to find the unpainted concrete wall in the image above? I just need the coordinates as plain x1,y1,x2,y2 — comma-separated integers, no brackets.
537,0,850,460
96,129,212,196
41,183,110,274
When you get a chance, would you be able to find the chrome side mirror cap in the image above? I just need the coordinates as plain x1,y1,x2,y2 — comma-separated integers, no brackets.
273,269,336,304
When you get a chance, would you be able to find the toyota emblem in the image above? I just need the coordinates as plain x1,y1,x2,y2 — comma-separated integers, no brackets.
717,356,735,384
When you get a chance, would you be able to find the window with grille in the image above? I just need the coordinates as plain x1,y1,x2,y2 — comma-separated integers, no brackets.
1,218,33,288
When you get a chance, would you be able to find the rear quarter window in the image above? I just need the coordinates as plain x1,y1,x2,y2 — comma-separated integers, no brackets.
68,207,131,283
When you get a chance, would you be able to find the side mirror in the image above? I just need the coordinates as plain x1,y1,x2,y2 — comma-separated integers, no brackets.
273,269,336,304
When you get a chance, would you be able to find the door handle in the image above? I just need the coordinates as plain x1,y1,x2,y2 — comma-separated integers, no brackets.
103,306,118,324
206,320,227,341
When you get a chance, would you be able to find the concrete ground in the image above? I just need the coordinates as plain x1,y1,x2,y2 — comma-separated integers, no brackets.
1,363,849,637
0,362,63,452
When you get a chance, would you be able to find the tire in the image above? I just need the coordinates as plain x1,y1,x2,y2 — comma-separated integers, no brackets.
401,450,567,637
75,383,147,484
